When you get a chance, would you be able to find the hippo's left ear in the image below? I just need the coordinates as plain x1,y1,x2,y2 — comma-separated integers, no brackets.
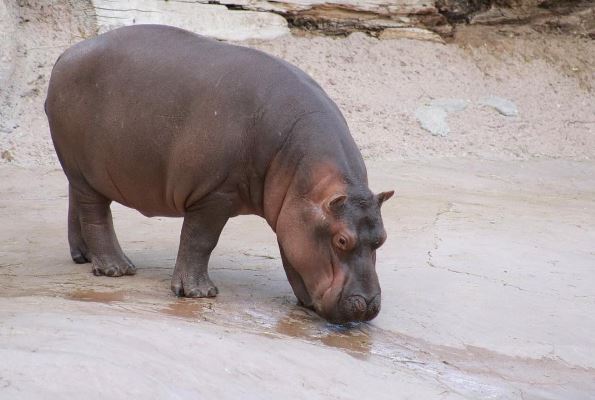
324,193,348,215
377,191,395,206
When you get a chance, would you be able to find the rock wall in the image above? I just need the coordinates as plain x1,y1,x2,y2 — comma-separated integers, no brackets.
89,1,451,39
437,0,595,37
92,0,289,40
89,0,594,39
215,0,451,36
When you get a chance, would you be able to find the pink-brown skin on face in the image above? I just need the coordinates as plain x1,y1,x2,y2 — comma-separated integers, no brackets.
273,164,394,324
46,25,394,324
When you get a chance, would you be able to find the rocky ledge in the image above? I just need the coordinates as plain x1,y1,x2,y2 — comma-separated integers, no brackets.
91,0,594,41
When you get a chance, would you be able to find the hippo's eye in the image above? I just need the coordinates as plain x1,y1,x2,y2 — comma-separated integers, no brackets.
334,234,352,251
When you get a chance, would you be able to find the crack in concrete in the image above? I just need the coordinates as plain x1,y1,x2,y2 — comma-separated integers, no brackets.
424,202,533,292
0,263,22,268
423,204,580,298
426,201,454,270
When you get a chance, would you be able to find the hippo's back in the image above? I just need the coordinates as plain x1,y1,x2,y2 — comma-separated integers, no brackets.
46,25,328,216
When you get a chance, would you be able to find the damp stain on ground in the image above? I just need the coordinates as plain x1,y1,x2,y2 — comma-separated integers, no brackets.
160,299,214,319
66,289,127,303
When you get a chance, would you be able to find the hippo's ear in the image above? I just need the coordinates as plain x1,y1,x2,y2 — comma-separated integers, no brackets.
324,193,347,215
377,191,394,206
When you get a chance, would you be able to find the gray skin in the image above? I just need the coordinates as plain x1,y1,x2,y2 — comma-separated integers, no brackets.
45,25,393,324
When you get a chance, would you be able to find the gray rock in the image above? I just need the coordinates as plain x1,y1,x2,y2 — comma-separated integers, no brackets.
378,28,445,43
480,96,518,117
92,0,290,40
218,0,444,36
415,106,449,137
430,98,469,113
415,98,468,137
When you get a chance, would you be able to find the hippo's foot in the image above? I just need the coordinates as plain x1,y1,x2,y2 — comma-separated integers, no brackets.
70,246,90,264
171,274,218,298
91,255,137,277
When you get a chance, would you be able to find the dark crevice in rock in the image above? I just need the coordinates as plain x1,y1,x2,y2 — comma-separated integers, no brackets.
538,0,590,11
436,0,594,37
435,0,492,23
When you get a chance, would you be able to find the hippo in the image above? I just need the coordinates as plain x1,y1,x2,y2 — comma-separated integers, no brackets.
45,25,393,323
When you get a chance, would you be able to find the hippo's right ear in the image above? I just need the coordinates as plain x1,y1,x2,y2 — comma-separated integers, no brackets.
324,193,347,215
377,191,395,206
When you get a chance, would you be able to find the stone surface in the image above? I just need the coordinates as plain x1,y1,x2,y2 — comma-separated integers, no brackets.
378,27,445,42
92,0,290,40
415,98,468,137
218,0,432,14
214,0,595,37
430,97,469,113
214,0,447,36
2,159,595,399
436,0,595,38
415,105,450,136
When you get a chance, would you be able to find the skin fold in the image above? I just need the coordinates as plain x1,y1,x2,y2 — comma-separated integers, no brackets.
45,24,393,323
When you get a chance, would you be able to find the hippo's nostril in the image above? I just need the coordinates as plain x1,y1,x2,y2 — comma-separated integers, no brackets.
334,294,381,323
347,295,367,314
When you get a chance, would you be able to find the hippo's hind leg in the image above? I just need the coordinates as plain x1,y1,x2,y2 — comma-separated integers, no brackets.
68,184,90,264
171,196,230,298
70,184,136,277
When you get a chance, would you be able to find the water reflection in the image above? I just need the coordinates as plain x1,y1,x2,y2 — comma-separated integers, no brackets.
274,308,372,359
161,299,213,319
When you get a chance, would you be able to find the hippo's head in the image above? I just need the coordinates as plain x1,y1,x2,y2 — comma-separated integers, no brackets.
276,188,393,324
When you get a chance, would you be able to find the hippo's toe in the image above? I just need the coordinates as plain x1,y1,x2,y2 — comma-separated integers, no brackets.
171,275,218,298
91,257,136,277
186,285,218,298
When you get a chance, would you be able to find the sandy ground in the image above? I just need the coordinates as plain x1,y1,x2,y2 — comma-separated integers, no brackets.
2,160,595,399
2,1,595,399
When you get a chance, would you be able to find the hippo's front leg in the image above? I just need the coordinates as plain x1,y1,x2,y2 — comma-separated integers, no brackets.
171,198,230,298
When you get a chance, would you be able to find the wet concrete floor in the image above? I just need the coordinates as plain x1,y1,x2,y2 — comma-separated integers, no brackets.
1,160,594,399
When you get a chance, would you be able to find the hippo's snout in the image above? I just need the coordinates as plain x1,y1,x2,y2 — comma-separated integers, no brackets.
325,293,381,324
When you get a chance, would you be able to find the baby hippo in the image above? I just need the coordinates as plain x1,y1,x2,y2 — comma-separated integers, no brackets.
45,25,393,323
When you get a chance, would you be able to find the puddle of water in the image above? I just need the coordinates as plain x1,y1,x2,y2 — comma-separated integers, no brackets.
270,308,373,359
319,333,371,359
66,289,126,303
59,287,595,399
239,306,595,398
161,299,213,319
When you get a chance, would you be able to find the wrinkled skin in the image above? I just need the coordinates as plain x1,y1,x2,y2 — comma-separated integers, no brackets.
45,25,393,323
277,186,393,323
272,162,393,323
